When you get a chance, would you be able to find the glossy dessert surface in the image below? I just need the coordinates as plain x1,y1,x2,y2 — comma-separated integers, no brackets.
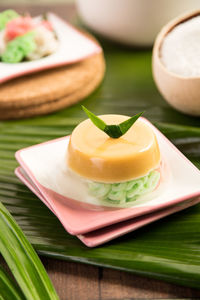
67,115,161,183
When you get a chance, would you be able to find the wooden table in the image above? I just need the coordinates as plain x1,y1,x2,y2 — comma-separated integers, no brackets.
1,3,200,299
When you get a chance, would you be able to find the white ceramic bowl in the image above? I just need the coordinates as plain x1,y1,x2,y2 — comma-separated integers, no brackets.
76,0,200,46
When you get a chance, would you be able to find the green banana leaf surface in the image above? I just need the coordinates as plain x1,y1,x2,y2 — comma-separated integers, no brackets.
0,40,200,289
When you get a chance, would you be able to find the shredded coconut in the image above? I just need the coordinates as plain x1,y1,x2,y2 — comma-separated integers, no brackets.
26,26,58,60
161,16,200,77
0,30,6,55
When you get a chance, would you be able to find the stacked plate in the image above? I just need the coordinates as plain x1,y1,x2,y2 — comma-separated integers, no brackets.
15,118,200,247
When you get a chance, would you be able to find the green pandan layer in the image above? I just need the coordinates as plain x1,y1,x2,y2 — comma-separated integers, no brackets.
2,31,36,63
88,170,160,205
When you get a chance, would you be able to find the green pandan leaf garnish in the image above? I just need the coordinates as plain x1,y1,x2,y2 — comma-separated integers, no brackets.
82,106,143,138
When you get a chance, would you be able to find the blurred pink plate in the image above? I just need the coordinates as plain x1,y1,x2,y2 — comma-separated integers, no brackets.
0,12,101,83
15,118,200,235
15,166,200,247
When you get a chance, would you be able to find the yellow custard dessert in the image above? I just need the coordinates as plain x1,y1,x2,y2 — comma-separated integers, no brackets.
67,112,161,207
67,115,160,183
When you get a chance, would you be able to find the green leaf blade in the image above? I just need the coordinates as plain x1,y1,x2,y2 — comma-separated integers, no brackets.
82,106,106,131
0,265,26,300
119,112,144,135
0,202,59,300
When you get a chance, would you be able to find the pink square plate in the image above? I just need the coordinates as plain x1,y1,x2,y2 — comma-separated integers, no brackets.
0,12,101,83
15,118,200,236
15,166,200,247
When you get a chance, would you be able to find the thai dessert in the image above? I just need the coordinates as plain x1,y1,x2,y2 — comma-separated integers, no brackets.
66,107,161,207
0,10,58,63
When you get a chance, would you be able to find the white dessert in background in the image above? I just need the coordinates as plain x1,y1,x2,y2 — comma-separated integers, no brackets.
27,25,58,61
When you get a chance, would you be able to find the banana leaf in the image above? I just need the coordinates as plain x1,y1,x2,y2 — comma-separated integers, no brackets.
0,42,200,289
0,265,26,300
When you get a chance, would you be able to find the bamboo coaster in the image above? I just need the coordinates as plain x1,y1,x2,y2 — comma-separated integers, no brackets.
0,40,105,119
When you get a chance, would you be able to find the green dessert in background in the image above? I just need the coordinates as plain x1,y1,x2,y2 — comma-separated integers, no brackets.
0,9,58,63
